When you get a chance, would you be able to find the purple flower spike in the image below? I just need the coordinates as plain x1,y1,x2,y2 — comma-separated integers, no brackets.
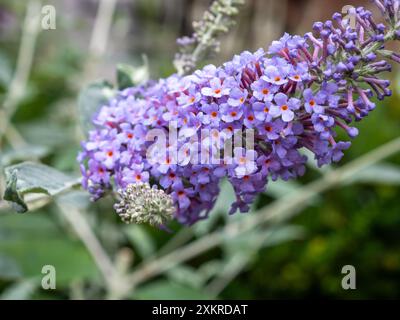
79,0,400,225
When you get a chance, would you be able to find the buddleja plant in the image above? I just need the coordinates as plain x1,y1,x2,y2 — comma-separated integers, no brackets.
4,0,400,229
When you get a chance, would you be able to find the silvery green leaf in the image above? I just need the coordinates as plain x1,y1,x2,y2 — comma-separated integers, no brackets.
123,225,156,258
0,213,99,285
17,121,74,147
0,279,39,300
265,179,300,198
117,55,149,90
0,255,23,280
345,163,400,185
223,225,304,255
197,260,224,282
3,162,80,213
194,180,236,235
77,80,115,133
166,265,205,289
0,145,50,166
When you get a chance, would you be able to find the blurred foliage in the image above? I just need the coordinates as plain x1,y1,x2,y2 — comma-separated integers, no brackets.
0,0,399,300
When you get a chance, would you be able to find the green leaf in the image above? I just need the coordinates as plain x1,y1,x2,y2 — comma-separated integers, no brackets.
0,145,50,166
3,161,80,213
123,225,156,258
116,55,149,90
0,255,23,280
4,170,27,213
166,265,205,289
77,80,115,132
135,280,211,300
0,213,100,286
194,180,236,235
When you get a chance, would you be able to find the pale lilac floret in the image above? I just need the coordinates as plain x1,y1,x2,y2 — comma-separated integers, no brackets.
201,77,230,98
251,79,275,101
262,65,288,86
233,147,258,178
303,88,325,114
227,88,248,106
270,93,300,122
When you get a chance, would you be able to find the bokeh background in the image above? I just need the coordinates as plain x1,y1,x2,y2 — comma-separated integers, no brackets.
0,0,399,299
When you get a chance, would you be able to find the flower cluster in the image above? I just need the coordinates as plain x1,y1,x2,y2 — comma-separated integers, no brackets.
79,0,400,226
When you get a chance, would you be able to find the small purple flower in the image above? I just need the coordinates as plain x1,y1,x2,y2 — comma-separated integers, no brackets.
251,79,275,101
252,101,273,121
262,65,288,86
227,88,248,106
94,141,121,169
257,119,285,140
233,147,258,178
160,171,181,189
220,103,243,123
172,187,193,210
121,164,150,186
177,85,201,107
312,113,335,139
268,33,291,54
201,77,230,98
243,109,258,128
303,88,325,114
200,103,221,126
270,93,300,122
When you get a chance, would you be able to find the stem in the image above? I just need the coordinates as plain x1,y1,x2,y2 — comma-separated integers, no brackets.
0,0,41,147
0,0,41,199
56,201,127,297
189,13,224,70
89,0,117,59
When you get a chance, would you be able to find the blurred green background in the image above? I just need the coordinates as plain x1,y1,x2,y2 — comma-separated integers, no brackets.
0,0,399,299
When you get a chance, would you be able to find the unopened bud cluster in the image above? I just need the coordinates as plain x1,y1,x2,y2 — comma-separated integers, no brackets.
174,0,244,75
114,183,175,226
